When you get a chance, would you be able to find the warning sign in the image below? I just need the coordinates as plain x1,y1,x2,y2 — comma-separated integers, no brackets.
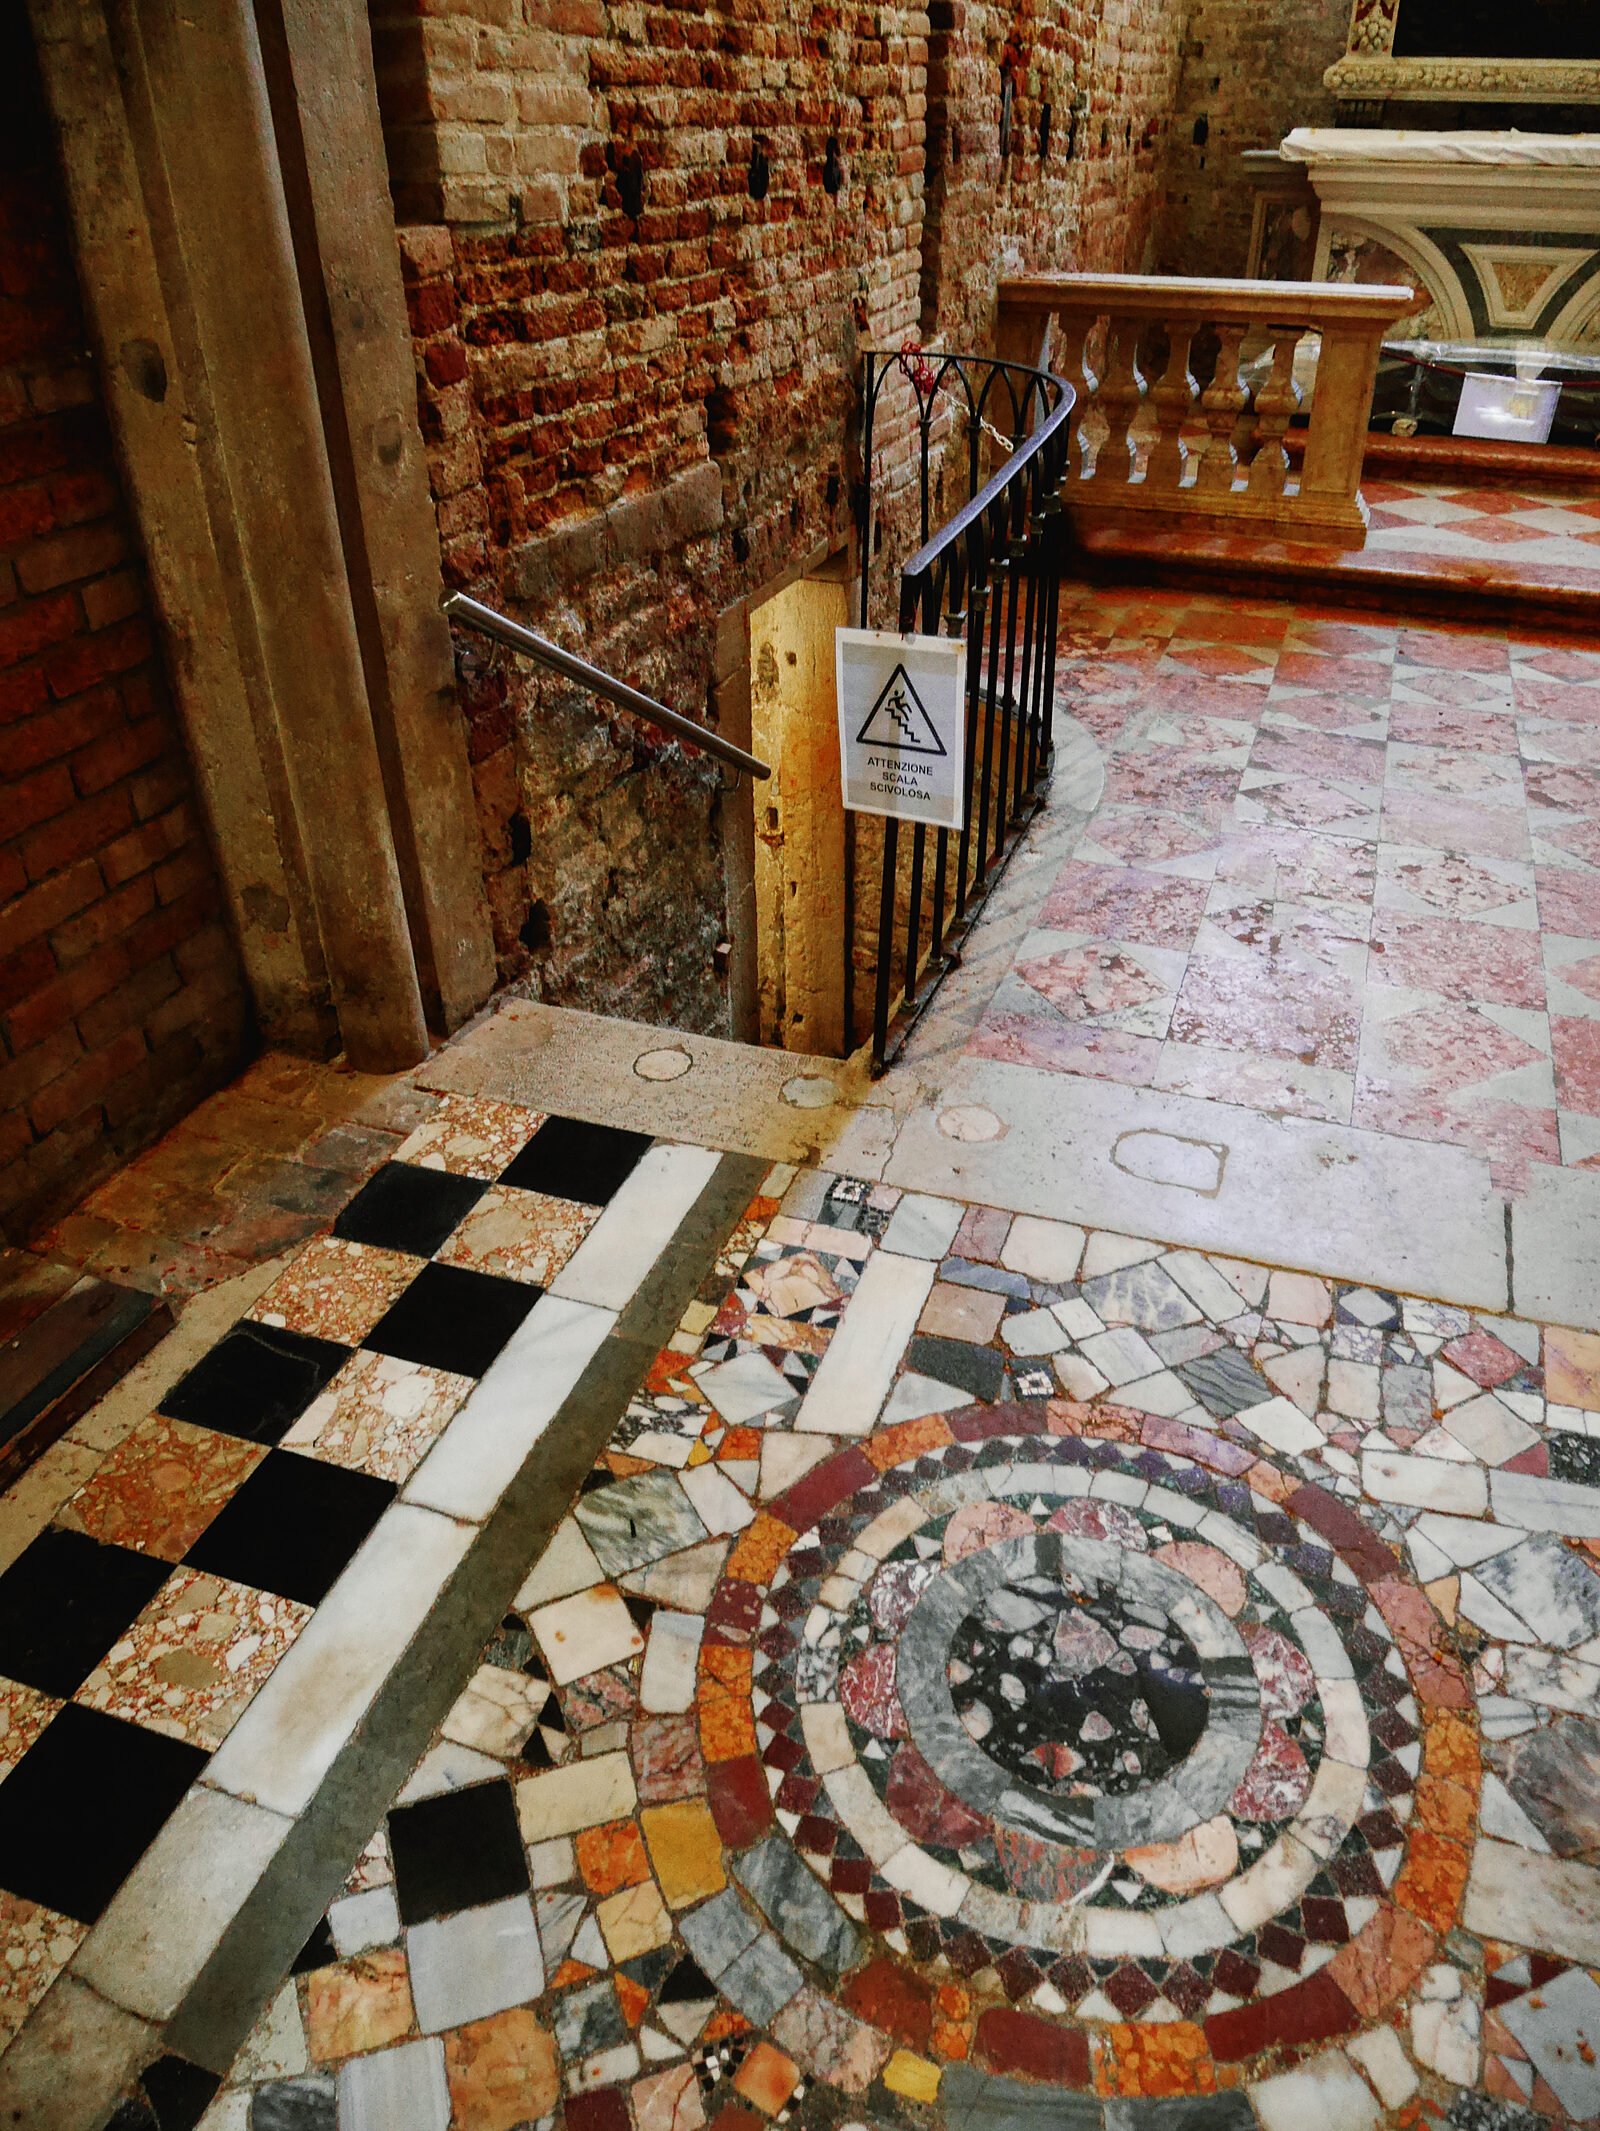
836,627,966,830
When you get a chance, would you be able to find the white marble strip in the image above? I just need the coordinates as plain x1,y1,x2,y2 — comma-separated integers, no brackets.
204,1502,475,1818
403,1295,615,1523
551,1143,722,1309
796,1250,935,1437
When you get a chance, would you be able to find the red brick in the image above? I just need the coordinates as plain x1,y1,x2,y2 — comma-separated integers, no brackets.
29,1025,148,1136
42,616,152,699
81,570,142,631
0,847,24,903
0,1022,82,1110
19,785,133,884
76,953,181,1051
0,588,79,666
100,804,190,889
70,714,169,799
2,936,130,1051
129,756,190,822
48,468,118,526
0,761,73,841
14,520,126,595
0,938,57,1013
123,882,214,969
153,844,213,906
0,858,102,959
0,482,55,546
50,875,158,968
0,664,48,724
0,686,121,777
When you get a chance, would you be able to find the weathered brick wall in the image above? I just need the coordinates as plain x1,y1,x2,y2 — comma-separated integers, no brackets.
367,0,1201,1034
1157,0,1349,278
0,19,251,1242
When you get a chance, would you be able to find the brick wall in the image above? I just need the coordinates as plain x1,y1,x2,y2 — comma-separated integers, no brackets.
0,16,251,1243
367,0,1193,1034
1157,0,1349,278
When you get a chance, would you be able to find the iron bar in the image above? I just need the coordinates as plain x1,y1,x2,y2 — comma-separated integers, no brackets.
441,593,772,783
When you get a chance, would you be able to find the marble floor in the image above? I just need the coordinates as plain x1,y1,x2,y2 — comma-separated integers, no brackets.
1362,481,1600,591
968,586,1600,1187
125,1136,1600,2131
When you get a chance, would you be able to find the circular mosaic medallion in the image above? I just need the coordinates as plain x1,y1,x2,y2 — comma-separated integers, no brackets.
695,1402,1480,2099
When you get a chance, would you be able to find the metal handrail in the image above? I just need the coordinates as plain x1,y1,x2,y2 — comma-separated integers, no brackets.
442,591,770,781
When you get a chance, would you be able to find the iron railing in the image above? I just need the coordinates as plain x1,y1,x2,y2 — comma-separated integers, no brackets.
856,350,1075,1073
442,590,770,781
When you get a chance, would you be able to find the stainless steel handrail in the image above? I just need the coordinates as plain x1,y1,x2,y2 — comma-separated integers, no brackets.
442,591,771,781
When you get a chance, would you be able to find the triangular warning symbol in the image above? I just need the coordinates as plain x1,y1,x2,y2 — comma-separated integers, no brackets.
856,663,947,756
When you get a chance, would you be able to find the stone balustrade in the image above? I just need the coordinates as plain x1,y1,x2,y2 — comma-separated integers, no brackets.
996,273,1418,547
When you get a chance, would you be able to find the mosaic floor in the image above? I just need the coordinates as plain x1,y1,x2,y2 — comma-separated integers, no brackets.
969,589,1600,1185
71,1092,1600,2131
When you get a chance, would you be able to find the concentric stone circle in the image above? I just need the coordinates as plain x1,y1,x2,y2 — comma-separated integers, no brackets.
694,1401,1480,2097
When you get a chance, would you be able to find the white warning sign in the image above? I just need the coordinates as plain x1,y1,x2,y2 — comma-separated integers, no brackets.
835,627,966,830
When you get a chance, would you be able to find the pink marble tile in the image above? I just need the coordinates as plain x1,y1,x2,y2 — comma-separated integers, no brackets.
1284,619,1396,657
1038,863,1207,948
1380,791,1531,861
1101,756,1241,814
1082,809,1221,867
1214,826,1377,903
1238,777,1377,833
1381,849,1531,919
1152,1042,1352,1124
1368,910,1545,1008
1259,690,1387,733
1537,866,1600,936
1139,674,1281,720
1386,702,1517,752
967,1010,1161,1085
1199,894,1368,973
1512,677,1600,721
1374,1001,1547,1094
1016,945,1172,1024
1518,648,1600,684
1250,730,1385,783
1540,819,1600,868
1169,951,1361,1069
1552,1015,1600,1117
1274,652,1392,699
1353,1079,1561,1192
1385,747,1522,803
1395,629,1511,674
1525,763,1600,814
1554,949,1600,1005
1164,642,1276,681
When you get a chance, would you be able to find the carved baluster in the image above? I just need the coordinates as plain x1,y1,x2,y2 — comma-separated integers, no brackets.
1051,308,1098,487
1196,321,1248,494
1090,314,1144,488
1145,320,1197,493
1246,329,1303,500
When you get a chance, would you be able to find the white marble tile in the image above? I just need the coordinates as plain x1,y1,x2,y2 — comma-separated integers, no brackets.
1000,1215,1085,1282
1234,1396,1322,1456
205,1503,473,1818
516,1751,637,1842
1491,1470,1600,1538
640,1609,702,1713
693,1351,796,1423
796,1251,935,1436
408,1893,544,2032
1362,1450,1487,1517
403,1296,615,1523
678,1462,755,1534
1462,1840,1600,1965
339,2037,450,2131
880,1193,965,1259
329,1885,401,1957
1251,2051,1379,2131
514,1517,605,1610
551,1145,720,1309
529,1585,646,1686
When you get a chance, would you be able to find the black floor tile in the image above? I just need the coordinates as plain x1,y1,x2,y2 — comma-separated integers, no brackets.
1550,1430,1600,1489
906,1334,1005,1403
158,1320,351,1446
182,1450,395,1607
388,1777,529,1924
332,1162,486,1257
499,1115,653,1205
0,1528,169,1697
0,1704,205,1923
106,2056,221,2131
362,1260,538,1378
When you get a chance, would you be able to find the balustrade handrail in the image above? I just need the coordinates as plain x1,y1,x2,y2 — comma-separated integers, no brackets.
999,272,1416,328
997,271,1419,549
442,590,770,781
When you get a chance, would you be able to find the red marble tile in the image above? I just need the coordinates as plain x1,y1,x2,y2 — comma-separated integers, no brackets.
1176,608,1290,648
1368,910,1545,1008
1039,864,1207,948
1102,758,1242,814
1364,1000,1550,1092
1085,810,1222,866
1259,691,1386,731
1537,866,1600,936
1166,643,1275,681
974,2008,1090,2087
884,1743,989,1849
1170,952,1360,1070
1386,702,1517,752
769,1447,876,1532
842,1958,933,2050
1204,1967,1359,2061
1451,513,1549,545
1250,730,1385,783
1382,850,1530,919
1440,1328,1526,1389
968,1012,1162,1085
706,1756,773,1847
1552,1015,1600,1116
1285,619,1396,656
1525,763,1600,813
